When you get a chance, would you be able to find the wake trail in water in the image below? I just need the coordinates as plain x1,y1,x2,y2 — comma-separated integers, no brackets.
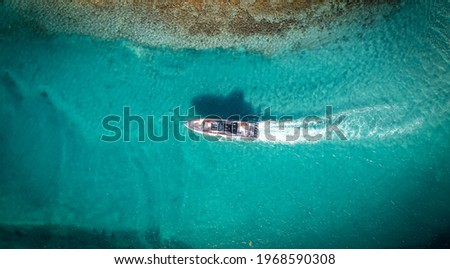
255,104,427,144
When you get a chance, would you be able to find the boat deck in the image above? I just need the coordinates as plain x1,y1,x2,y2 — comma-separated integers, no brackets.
186,119,259,139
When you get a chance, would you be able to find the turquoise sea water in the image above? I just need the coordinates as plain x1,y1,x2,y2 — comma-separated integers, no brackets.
0,1,449,248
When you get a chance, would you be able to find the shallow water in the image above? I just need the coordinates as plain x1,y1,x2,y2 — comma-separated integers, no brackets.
0,1,449,248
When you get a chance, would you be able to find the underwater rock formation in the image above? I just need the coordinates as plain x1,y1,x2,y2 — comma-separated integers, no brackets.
3,0,398,53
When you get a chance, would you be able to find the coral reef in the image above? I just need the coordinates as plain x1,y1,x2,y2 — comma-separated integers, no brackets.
3,0,399,53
